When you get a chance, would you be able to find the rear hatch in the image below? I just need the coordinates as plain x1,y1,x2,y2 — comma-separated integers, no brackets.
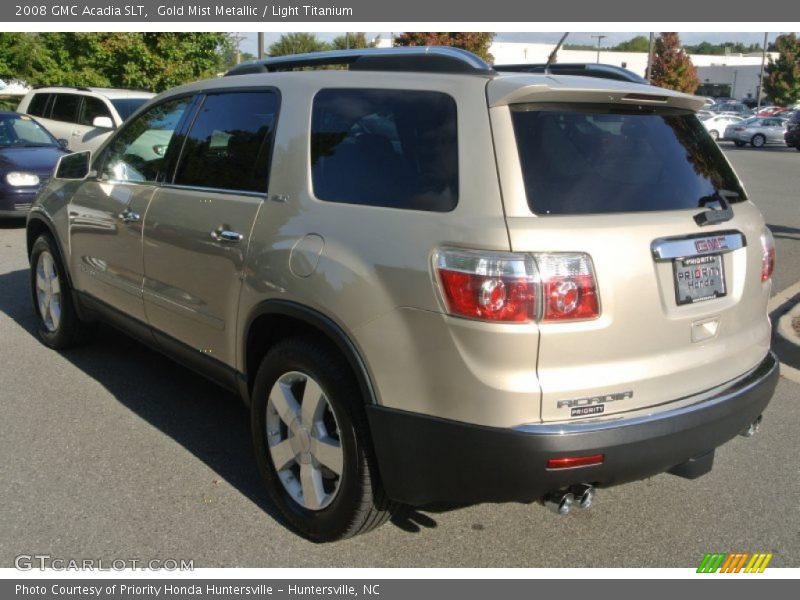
488,76,773,422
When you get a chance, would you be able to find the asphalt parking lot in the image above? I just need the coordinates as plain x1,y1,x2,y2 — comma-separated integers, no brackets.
0,146,798,568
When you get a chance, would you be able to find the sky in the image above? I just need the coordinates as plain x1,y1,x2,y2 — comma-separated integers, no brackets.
238,31,785,56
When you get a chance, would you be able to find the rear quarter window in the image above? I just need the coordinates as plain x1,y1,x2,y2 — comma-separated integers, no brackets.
26,93,50,117
311,89,458,212
510,103,746,215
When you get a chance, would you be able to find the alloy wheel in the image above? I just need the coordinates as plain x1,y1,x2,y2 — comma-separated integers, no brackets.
35,250,62,332
265,371,344,511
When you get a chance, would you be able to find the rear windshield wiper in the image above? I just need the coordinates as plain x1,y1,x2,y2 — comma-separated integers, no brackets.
694,189,737,226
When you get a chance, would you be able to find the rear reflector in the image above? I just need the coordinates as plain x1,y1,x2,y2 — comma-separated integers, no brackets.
546,454,604,470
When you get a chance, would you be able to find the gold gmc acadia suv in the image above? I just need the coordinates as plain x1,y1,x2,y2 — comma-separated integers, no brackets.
26,48,779,542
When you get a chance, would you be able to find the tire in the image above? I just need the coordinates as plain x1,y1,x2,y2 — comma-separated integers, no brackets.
709,130,719,141
751,134,766,148
251,336,397,541
734,140,745,147
795,146,800,152
29,234,85,349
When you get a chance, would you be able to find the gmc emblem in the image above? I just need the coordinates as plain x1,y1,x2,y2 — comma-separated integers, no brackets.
695,237,729,253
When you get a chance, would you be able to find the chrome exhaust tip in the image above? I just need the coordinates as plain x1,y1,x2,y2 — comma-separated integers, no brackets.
544,491,574,515
569,484,595,509
739,415,763,438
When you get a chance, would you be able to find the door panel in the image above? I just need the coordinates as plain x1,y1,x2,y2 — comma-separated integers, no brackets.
68,181,155,322
142,188,262,366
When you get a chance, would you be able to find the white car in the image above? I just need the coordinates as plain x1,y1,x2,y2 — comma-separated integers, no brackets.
702,114,744,140
17,87,154,152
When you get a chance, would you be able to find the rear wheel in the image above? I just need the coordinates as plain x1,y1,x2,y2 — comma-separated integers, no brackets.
709,130,719,141
251,336,396,541
751,134,766,148
29,235,84,349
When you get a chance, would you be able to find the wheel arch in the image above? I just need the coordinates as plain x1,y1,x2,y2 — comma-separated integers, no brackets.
26,212,74,290
241,300,378,409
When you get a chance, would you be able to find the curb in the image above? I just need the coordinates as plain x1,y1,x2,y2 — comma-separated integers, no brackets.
768,281,800,385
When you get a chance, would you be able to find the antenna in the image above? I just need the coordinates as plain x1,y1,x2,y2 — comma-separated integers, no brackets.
544,33,570,74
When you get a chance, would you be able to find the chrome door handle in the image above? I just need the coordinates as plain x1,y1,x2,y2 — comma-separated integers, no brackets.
211,228,243,243
118,208,141,223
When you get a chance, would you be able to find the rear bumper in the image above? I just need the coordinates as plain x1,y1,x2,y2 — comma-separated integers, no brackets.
367,351,779,506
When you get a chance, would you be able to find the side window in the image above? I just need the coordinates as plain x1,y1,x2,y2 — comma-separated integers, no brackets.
310,89,458,211
101,96,192,184
27,93,50,117
50,94,81,122
78,97,112,126
173,91,278,193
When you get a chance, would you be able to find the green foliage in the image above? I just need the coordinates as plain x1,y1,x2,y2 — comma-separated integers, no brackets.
0,33,230,92
268,33,330,57
651,32,699,94
684,41,764,55
331,33,376,50
393,32,495,63
614,36,651,53
763,33,800,106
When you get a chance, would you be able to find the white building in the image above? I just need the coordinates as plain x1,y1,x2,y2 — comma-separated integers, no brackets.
375,38,777,100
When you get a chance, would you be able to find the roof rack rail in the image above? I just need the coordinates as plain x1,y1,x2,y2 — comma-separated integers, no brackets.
225,47,495,77
32,85,94,91
494,63,649,85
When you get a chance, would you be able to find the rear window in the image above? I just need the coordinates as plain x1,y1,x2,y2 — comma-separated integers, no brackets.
311,89,458,212
510,103,747,215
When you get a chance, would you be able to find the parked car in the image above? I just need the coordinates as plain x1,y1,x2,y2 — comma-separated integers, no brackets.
0,112,68,218
726,117,788,147
784,111,800,151
702,114,744,140
712,101,753,117
17,87,154,152
27,48,778,541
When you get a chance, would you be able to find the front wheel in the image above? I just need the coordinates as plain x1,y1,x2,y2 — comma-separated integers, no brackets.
709,129,719,141
251,336,396,541
29,235,85,349
751,134,766,148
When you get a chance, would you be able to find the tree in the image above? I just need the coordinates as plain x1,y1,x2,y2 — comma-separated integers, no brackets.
613,36,650,53
393,32,495,63
331,32,376,50
763,33,800,106
650,32,699,94
268,33,330,57
0,33,230,92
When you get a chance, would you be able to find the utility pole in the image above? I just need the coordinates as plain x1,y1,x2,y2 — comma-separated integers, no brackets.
591,35,606,64
257,32,265,59
645,32,655,82
757,32,768,110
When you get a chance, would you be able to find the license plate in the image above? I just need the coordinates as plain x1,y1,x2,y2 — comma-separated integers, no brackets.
673,254,726,305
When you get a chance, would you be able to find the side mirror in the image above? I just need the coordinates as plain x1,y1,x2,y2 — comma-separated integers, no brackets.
57,139,70,151
92,116,114,129
55,150,93,180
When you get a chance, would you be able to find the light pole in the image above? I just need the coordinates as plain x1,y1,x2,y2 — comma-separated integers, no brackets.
645,32,655,82
757,32,768,110
591,34,606,64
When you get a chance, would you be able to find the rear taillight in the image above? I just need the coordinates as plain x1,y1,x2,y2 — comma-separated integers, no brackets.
434,249,537,322
536,253,600,322
433,248,599,323
760,228,775,282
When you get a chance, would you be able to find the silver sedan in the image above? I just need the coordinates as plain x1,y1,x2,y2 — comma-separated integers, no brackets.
725,117,788,148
